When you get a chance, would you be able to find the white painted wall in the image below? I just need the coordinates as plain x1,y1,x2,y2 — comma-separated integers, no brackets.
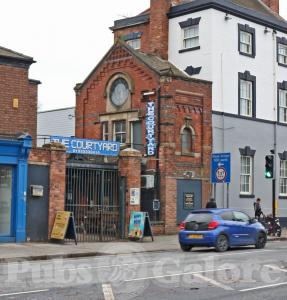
168,8,287,121
37,107,75,146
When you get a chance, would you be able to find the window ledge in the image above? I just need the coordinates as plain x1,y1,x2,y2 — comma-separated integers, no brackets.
239,194,255,198
180,152,200,157
279,195,287,199
179,46,200,53
239,51,255,58
278,62,287,68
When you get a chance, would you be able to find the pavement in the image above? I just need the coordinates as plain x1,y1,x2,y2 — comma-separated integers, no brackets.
0,229,286,263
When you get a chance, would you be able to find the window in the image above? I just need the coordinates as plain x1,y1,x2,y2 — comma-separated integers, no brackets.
238,24,256,58
113,120,126,144
126,38,141,50
240,156,253,195
183,25,199,49
238,71,256,117
280,160,287,196
102,122,109,141
240,80,252,116
130,121,143,151
240,31,252,54
220,211,234,221
279,89,287,123
181,127,193,153
278,43,287,65
233,211,250,222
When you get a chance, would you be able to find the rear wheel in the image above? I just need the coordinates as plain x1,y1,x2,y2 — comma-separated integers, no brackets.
255,232,267,249
215,234,229,252
180,244,192,252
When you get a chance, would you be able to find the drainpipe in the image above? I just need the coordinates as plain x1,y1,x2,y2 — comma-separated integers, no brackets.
272,30,278,217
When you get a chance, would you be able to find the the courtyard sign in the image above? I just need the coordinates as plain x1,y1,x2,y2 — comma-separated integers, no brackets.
50,136,120,156
146,101,156,156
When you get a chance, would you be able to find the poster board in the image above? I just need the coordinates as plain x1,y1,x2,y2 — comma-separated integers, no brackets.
51,211,77,245
128,211,154,241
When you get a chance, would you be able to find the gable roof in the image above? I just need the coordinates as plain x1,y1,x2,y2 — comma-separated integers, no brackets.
75,40,209,92
168,0,287,32
112,0,287,33
0,46,34,63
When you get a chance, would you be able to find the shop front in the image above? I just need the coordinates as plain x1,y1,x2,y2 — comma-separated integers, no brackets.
0,135,32,243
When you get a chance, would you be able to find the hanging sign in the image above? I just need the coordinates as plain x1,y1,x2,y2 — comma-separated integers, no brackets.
145,102,156,156
50,136,120,156
51,211,77,245
128,211,154,241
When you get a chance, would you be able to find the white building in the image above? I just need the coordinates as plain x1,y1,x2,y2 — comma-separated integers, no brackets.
37,107,75,146
112,0,287,221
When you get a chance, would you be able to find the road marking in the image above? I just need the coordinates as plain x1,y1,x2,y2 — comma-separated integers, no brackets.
193,273,234,291
0,289,49,297
102,284,115,300
264,265,287,273
124,267,232,282
214,249,275,257
60,260,160,272
240,281,287,292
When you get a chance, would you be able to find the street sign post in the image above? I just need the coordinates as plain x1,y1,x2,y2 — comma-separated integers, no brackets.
211,153,231,208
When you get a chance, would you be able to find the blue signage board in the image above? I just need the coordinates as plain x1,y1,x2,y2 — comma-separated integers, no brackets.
211,153,231,183
128,211,145,239
146,101,156,156
50,136,120,156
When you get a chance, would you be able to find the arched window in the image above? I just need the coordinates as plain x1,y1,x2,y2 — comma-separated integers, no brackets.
181,127,193,153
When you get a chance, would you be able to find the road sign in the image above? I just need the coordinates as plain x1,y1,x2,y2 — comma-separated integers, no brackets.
211,153,231,183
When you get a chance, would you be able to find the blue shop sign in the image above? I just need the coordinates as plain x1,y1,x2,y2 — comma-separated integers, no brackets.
146,101,156,156
50,136,120,156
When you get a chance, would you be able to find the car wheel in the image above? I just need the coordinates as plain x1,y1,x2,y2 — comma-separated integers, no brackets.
180,244,192,252
255,232,267,249
215,234,229,252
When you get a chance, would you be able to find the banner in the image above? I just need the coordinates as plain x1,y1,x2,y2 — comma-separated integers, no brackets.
145,102,156,156
50,136,120,156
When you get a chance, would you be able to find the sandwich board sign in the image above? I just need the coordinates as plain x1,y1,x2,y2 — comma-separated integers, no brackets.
51,211,77,245
128,211,154,241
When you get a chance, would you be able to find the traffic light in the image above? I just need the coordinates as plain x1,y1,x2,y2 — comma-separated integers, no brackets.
265,155,274,179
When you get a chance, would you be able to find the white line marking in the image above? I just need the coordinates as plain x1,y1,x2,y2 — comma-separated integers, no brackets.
264,265,287,273
240,281,287,292
193,273,234,291
124,267,232,282
0,289,49,297
102,284,115,300
61,260,160,272
214,249,275,257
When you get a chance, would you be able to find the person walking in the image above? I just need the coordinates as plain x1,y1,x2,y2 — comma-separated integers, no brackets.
254,198,263,220
206,198,217,208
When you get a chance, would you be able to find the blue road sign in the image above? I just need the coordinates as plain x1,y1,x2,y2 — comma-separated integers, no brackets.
211,153,231,183
50,136,120,156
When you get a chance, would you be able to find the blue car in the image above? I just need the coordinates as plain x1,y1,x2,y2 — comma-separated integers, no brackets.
178,209,267,252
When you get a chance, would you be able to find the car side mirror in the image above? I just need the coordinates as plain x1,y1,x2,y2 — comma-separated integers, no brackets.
249,218,258,224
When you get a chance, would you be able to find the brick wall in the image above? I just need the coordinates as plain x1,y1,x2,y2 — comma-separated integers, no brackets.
0,64,38,145
261,0,279,14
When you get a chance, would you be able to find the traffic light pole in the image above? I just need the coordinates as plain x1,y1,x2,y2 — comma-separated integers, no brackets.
272,178,276,217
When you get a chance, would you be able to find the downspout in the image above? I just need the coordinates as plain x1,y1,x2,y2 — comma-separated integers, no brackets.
272,30,278,217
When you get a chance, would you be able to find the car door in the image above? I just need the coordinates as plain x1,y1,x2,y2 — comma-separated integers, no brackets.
232,211,254,244
219,211,243,246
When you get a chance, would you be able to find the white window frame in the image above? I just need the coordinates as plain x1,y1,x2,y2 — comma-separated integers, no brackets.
240,156,253,195
126,38,141,50
182,25,199,49
240,79,253,117
279,89,287,123
102,122,109,141
113,120,126,144
278,43,287,65
280,160,287,196
240,31,252,55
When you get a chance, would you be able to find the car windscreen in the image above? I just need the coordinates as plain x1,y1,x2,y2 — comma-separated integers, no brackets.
185,213,213,223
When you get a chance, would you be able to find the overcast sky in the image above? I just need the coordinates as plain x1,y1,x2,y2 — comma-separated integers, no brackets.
1,0,286,111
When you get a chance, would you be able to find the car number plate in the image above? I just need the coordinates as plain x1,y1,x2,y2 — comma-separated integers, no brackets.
188,234,203,239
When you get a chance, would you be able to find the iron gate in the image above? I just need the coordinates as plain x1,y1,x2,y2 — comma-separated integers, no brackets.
65,163,120,242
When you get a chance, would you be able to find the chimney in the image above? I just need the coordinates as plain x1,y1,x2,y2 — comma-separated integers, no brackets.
149,0,172,60
261,0,279,14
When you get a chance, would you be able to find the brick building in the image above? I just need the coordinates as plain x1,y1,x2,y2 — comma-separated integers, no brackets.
75,39,212,233
0,46,40,242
